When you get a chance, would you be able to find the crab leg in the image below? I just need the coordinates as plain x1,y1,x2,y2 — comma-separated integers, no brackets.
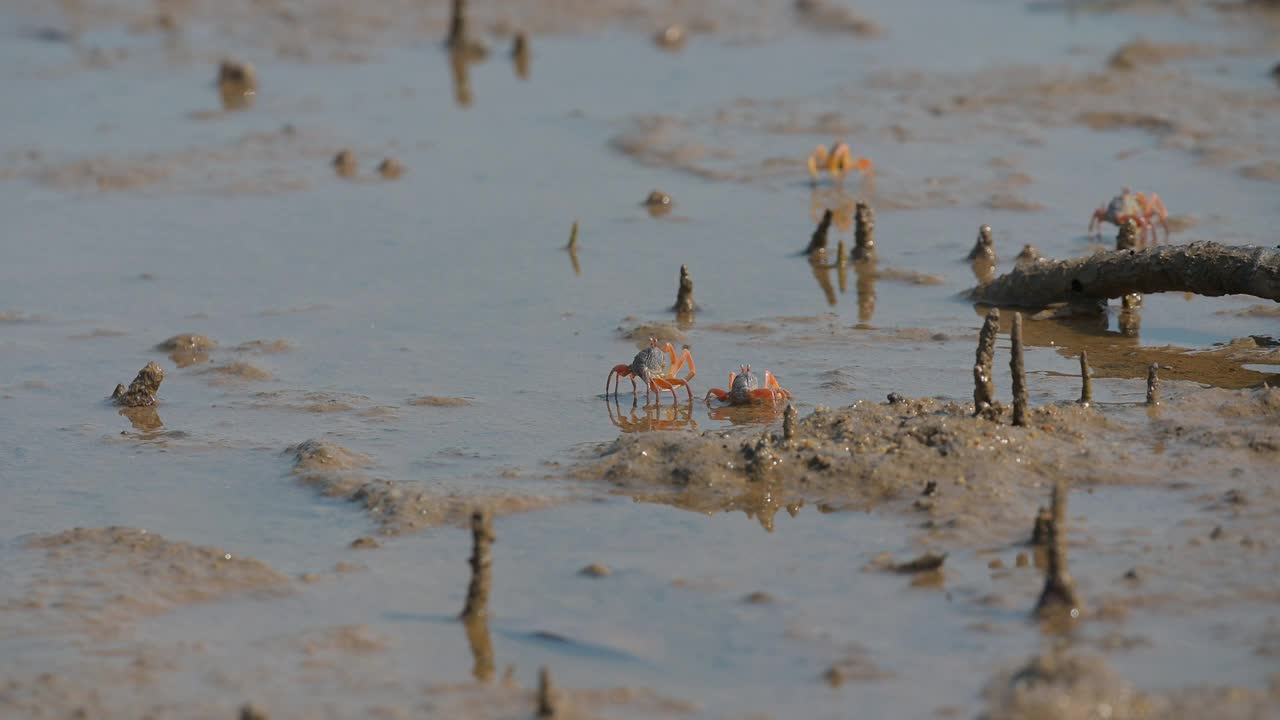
665,346,697,383
807,145,829,183
764,371,792,402
1088,208,1106,240
607,365,636,397
829,142,851,179
656,377,693,401
1143,192,1169,242
704,388,730,404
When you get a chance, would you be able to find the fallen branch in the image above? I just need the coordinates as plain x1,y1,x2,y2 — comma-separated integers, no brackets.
969,242,1280,308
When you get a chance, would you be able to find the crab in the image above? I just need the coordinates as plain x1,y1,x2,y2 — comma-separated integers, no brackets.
807,140,873,185
1088,187,1168,244
704,365,792,406
606,338,696,402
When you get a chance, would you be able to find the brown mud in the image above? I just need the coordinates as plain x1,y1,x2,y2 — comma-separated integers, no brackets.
3,527,290,639
156,333,218,367
198,361,273,383
407,395,474,407
2,126,348,196
110,361,165,407
981,650,1279,720
3,0,1279,717
290,439,559,534
572,387,1279,544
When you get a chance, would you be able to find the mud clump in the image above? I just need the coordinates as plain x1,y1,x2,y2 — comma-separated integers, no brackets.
18,527,289,636
377,157,405,180
289,440,556,534
617,321,687,346
610,116,740,183
217,59,257,110
794,0,883,37
644,189,674,217
1108,37,1206,71
871,552,947,574
573,387,1280,542
579,563,612,578
1014,244,1041,267
234,339,292,354
982,650,1275,720
654,24,687,51
155,333,217,367
332,150,358,178
822,648,893,687
573,396,1109,540
111,361,165,407
292,439,375,474
1240,160,1280,183
968,224,997,263
406,395,472,407
199,362,271,383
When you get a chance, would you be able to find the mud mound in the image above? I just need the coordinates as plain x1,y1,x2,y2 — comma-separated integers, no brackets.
981,650,1276,720
289,440,559,534
572,388,1280,540
8,527,289,637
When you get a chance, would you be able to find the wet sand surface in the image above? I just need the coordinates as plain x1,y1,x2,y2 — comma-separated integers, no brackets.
1,0,1279,717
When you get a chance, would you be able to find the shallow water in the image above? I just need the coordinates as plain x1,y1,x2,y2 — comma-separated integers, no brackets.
1,0,1278,716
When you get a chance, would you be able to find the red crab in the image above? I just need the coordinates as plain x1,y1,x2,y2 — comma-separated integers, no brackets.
704,365,792,406
807,140,873,185
606,338,696,402
1089,187,1168,244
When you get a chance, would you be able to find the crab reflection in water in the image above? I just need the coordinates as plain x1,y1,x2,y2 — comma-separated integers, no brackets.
606,396,698,433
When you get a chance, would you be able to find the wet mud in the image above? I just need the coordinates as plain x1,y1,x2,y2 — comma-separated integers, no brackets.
110,361,165,407
3,527,289,639
572,387,1279,544
1,126,346,196
155,333,217,367
290,440,559,534
3,0,1279,717
981,650,1278,720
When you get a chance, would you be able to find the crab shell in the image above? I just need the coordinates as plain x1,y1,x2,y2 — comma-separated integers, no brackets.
729,370,759,403
629,345,668,386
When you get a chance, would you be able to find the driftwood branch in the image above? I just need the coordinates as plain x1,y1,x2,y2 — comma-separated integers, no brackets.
969,242,1280,308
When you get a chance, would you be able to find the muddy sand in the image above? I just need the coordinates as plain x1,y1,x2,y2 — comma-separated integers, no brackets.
2,0,1279,717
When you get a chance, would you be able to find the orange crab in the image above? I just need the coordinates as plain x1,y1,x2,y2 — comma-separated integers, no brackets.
606,338,696,402
1088,187,1169,244
704,365,792,406
807,140,873,185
